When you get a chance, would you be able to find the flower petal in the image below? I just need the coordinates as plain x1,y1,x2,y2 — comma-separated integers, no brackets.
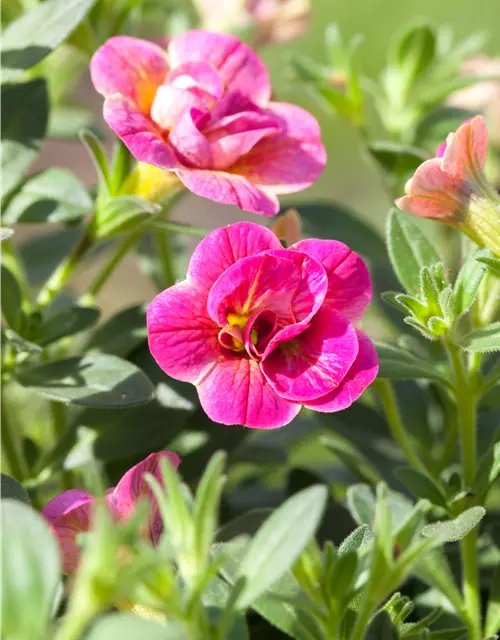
91,36,168,112
169,107,213,168
305,329,378,412
206,110,281,170
207,250,327,328
175,167,279,214
110,451,181,542
147,281,220,383
291,239,372,322
42,492,94,575
104,96,180,170
167,61,224,103
442,115,488,179
42,489,93,522
231,102,326,194
151,85,208,131
197,356,300,428
187,221,282,293
395,157,465,220
261,306,358,402
168,30,271,104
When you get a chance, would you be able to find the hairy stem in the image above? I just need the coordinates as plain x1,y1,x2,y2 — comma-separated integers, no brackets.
445,341,481,640
373,379,427,474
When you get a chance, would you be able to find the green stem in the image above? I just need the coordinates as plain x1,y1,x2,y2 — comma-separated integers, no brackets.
151,220,210,237
1,396,28,482
36,231,93,307
373,379,427,474
445,341,481,640
86,232,141,299
50,401,72,491
154,231,176,289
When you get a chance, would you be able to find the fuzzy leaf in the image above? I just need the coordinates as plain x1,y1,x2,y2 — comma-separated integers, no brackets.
422,507,486,542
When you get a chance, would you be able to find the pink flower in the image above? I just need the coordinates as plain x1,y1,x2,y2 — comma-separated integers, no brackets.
42,451,180,574
147,222,378,429
90,31,326,215
435,118,474,158
396,116,500,256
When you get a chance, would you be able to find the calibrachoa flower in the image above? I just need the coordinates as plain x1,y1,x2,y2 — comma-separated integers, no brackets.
147,222,378,429
90,30,325,215
396,116,500,256
42,452,180,574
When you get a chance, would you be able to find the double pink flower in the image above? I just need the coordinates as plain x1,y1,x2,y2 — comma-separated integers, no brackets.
42,452,180,574
147,222,378,429
90,30,326,215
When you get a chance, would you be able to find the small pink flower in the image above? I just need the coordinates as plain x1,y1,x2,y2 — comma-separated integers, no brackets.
90,31,325,215
147,222,378,429
435,118,474,158
42,452,180,574
396,116,489,221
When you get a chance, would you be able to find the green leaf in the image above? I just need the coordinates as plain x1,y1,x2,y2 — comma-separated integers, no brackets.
338,524,372,555
1,228,14,242
1,501,60,640
38,305,100,346
1,80,49,199
1,474,30,504
80,130,111,191
1,264,25,333
387,209,440,295
1,0,96,70
48,105,94,139
87,614,185,639
395,467,448,509
365,610,399,639
3,169,92,224
390,20,436,82
321,436,382,484
95,195,160,239
217,509,272,542
376,342,449,384
346,484,375,525
15,352,155,408
457,323,500,352
427,629,468,640
236,485,328,608
453,248,490,316
86,304,148,358
368,141,429,175
477,255,500,278
422,506,486,542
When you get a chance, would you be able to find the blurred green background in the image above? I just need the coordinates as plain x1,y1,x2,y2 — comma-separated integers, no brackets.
262,0,500,234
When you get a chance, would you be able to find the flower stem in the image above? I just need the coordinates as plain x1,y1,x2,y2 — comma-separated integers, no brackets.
1,395,29,482
87,232,141,299
50,401,72,491
445,340,482,640
36,230,93,307
372,379,427,474
154,230,176,289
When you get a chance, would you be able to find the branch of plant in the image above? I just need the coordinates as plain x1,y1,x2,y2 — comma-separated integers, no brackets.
444,340,482,640
372,378,428,475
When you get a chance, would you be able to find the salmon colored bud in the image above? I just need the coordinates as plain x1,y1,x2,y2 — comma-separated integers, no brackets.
270,208,302,245
396,116,500,257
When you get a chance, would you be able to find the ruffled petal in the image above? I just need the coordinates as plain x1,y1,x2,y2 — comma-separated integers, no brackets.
395,158,464,221
169,107,213,168
91,36,168,112
42,492,94,575
104,96,180,170
207,250,327,329
168,30,271,104
442,115,488,179
305,329,378,412
231,102,326,194
291,239,372,322
151,85,208,131
261,306,358,402
197,356,300,428
175,168,279,214
206,111,280,170
110,451,180,543
187,221,282,293
147,281,220,383
167,61,224,104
